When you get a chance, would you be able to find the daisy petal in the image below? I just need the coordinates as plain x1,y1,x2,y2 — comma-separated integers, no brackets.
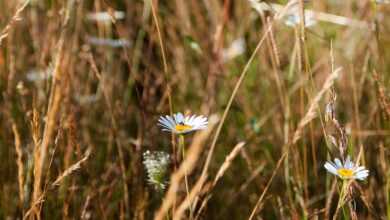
174,113,184,124
334,158,342,168
324,162,338,175
345,156,353,169
158,117,174,129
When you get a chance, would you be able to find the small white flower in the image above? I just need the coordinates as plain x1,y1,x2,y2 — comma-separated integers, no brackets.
324,156,369,180
158,112,208,134
143,150,170,190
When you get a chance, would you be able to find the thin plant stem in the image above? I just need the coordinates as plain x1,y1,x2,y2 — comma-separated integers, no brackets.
179,134,193,219
333,180,348,220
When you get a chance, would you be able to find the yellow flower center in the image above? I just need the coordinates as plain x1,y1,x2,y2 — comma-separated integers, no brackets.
175,124,192,132
337,168,354,178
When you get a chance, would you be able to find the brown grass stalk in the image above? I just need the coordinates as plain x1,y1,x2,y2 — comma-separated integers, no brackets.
373,70,390,119
192,142,245,218
52,149,91,187
31,38,65,213
292,67,342,143
28,1,80,211
149,0,173,114
12,121,25,205
0,0,30,46
213,142,245,186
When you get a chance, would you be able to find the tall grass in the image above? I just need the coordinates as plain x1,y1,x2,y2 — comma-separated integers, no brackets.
0,0,389,219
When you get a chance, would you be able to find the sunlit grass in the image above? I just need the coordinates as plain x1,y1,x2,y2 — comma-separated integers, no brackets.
0,0,389,219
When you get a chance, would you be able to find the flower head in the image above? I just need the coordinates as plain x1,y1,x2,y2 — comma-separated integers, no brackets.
143,150,170,190
158,112,208,134
324,156,369,180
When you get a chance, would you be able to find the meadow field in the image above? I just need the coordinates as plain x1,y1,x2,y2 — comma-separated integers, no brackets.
0,0,389,219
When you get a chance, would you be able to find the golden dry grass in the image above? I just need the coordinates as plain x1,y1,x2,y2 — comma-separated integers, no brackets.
0,0,389,219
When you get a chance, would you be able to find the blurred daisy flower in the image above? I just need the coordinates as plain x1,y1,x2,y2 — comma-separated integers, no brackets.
324,156,369,181
143,150,170,190
376,0,390,4
284,9,317,27
222,38,246,62
86,11,125,22
158,112,208,134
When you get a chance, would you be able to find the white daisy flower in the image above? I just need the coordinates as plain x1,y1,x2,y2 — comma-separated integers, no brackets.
324,156,369,180
158,112,208,134
143,150,170,190
284,12,317,27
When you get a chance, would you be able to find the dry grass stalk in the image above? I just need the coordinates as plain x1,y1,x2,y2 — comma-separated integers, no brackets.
52,149,91,186
292,67,342,144
12,121,25,205
173,175,207,220
348,199,358,220
325,91,348,159
267,18,281,68
31,35,66,217
81,195,92,220
23,194,45,220
213,142,245,186
230,164,266,202
372,70,390,119
154,115,218,220
0,0,30,46
31,108,41,148
248,68,342,219
149,0,173,115
298,0,306,41
29,3,77,215
192,142,245,218
266,17,287,109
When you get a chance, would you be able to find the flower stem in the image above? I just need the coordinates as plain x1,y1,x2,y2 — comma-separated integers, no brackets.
179,134,193,219
333,180,348,220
